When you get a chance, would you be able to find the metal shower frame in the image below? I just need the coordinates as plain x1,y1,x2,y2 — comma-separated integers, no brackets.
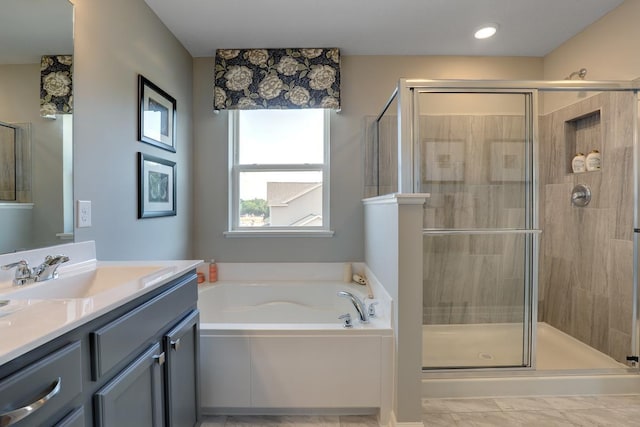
382,78,640,372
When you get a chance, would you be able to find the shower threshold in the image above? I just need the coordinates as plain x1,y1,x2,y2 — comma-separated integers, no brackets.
422,322,639,398
423,322,625,370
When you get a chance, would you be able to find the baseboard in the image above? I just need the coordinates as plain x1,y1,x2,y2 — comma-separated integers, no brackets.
388,411,424,427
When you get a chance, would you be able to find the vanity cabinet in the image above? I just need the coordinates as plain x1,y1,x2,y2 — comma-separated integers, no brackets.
0,270,199,427
163,310,200,427
94,343,165,426
0,342,82,427
55,407,86,427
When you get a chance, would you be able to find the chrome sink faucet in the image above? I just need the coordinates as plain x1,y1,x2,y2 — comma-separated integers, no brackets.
1,260,33,285
337,290,369,323
1,255,70,286
34,255,70,282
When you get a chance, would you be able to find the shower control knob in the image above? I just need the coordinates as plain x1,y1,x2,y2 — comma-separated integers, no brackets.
571,184,591,207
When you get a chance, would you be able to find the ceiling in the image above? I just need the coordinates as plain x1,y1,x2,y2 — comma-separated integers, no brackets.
1,0,73,64
144,0,624,57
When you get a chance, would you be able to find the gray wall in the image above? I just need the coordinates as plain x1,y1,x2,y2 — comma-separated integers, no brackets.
543,0,640,84
73,0,194,260
192,56,543,262
192,57,363,262
0,207,32,252
65,0,640,265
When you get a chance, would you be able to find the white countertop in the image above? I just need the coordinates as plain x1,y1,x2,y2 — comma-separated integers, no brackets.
0,241,202,366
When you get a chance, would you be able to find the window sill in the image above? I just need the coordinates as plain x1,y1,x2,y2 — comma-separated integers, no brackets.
0,203,34,209
224,229,335,238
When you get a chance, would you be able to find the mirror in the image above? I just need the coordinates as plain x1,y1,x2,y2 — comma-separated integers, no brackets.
0,0,73,254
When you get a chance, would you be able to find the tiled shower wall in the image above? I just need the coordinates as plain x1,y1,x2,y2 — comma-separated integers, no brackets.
366,113,528,324
539,92,635,364
418,115,527,325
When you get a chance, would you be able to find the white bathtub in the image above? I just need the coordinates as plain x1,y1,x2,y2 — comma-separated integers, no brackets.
199,281,388,327
198,280,393,421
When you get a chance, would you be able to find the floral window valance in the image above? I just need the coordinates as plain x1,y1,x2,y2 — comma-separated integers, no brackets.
40,55,73,117
214,48,340,110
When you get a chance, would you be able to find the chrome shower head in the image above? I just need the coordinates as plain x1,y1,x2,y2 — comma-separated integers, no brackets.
565,68,587,80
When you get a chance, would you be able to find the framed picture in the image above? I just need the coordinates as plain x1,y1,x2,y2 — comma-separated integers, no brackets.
138,152,176,218
138,75,177,152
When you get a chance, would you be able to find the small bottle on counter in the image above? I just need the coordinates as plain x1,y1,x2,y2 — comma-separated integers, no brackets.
209,259,218,283
571,153,586,173
586,149,601,171
342,263,352,283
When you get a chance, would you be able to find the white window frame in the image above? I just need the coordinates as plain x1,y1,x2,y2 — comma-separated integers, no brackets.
225,109,333,237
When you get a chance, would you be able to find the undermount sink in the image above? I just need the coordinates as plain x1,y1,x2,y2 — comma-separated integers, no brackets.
0,265,165,299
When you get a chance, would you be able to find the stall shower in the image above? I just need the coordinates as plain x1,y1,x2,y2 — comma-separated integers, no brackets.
370,80,640,380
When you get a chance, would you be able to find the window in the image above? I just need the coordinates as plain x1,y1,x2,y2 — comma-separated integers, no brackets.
227,109,331,235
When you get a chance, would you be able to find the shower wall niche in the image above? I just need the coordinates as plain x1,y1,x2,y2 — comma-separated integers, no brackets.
565,110,601,173
539,91,635,364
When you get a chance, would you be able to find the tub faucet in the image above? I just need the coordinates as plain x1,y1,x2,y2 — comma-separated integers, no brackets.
337,291,369,323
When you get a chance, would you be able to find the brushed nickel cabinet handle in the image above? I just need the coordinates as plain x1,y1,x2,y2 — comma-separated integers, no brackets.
0,377,61,426
154,352,166,366
171,339,181,351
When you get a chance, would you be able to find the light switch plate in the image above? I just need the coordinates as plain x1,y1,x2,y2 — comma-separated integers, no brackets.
77,200,92,228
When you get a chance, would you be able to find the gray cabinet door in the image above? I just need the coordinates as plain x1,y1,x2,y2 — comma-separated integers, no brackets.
164,310,200,427
94,343,165,427
54,407,84,427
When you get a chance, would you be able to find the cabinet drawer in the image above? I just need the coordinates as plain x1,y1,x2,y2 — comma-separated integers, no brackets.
0,341,82,427
90,274,196,380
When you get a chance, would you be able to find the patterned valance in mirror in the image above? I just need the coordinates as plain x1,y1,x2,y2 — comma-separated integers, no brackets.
40,55,73,117
214,48,340,110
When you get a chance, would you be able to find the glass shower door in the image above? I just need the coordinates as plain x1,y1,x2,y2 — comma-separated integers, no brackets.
418,91,537,369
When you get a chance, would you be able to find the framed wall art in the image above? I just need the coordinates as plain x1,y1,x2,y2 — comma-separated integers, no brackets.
138,152,176,218
138,75,177,152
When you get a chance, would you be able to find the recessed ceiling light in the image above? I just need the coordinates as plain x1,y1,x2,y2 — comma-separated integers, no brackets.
474,25,498,40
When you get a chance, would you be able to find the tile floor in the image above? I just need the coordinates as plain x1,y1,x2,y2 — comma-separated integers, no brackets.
421,394,640,426
200,394,640,426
